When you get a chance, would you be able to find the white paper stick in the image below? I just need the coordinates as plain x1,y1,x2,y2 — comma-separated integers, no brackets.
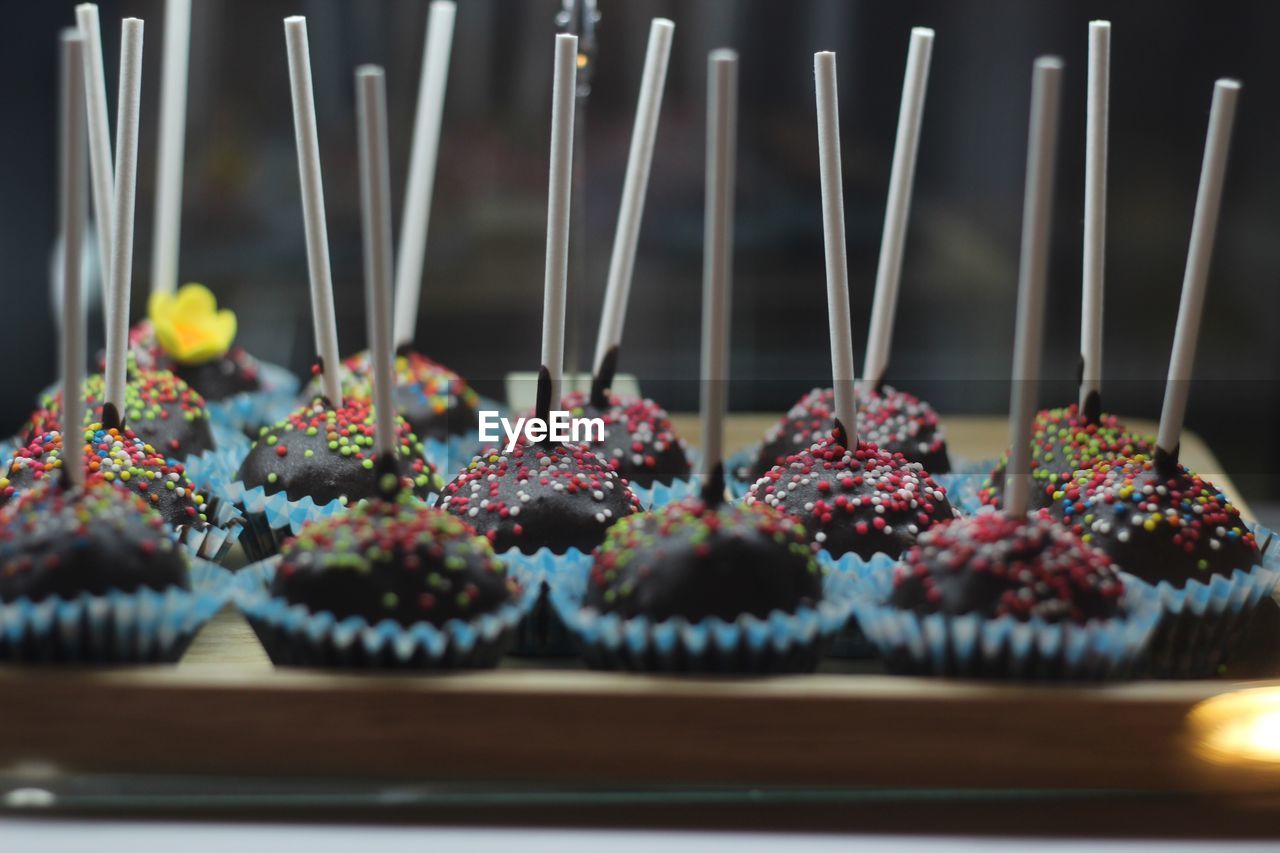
813,51,857,444
75,4,113,284
60,30,88,486
149,0,191,296
540,34,579,408
1004,57,1063,518
393,0,457,348
284,16,343,407
1080,21,1110,412
104,19,144,420
698,49,738,478
356,67,398,459
862,27,934,388
591,17,675,375
1156,79,1240,457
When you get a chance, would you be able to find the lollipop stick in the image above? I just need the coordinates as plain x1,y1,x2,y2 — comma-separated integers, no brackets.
75,4,113,282
539,34,579,416
393,0,457,349
591,17,675,380
103,18,144,425
813,51,857,444
285,16,343,407
59,30,88,486
1079,21,1110,419
1156,79,1241,463
149,0,191,297
1004,57,1063,518
356,67,398,461
698,49,738,488
862,27,933,389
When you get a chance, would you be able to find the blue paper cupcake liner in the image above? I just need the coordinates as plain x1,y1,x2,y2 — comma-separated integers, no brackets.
501,547,591,657
233,555,541,669
548,558,860,674
847,558,1161,680
1120,522,1280,679
0,556,231,664
817,550,898,659
935,456,999,517
204,360,300,436
196,438,414,562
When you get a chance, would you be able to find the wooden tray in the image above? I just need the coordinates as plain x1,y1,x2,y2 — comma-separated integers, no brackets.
3,415,1277,794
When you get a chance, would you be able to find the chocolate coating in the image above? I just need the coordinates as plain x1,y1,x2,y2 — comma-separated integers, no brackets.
0,480,189,602
171,346,263,401
980,405,1155,511
1044,457,1261,587
586,498,823,622
440,441,641,555
559,390,692,488
889,512,1125,624
0,426,210,529
236,399,442,506
746,434,955,560
29,370,216,461
272,500,516,627
742,385,950,483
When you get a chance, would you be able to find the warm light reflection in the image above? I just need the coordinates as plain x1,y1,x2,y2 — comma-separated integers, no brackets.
1188,687,1280,766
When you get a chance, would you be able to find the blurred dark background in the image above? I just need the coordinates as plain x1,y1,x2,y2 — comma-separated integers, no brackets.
2,0,1278,501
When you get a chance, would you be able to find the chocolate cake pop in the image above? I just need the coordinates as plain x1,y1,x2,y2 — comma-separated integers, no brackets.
28,369,215,460
0,478,189,603
741,385,950,483
889,512,1126,623
588,488,822,621
441,429,641,555
302,348,481,442
236,398,441,507
1047,79,1259,589
1,424,211,528
559,384,691,489
572,20,689,490
746,423,953,559
978,404,1154,511
272,497,515,627
1046,456,1260,585
747,51,953,561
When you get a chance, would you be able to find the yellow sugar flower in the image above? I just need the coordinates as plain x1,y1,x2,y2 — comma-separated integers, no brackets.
148,283,238,364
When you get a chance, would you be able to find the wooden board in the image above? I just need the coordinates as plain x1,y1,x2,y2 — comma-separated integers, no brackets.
2,416,1276,794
